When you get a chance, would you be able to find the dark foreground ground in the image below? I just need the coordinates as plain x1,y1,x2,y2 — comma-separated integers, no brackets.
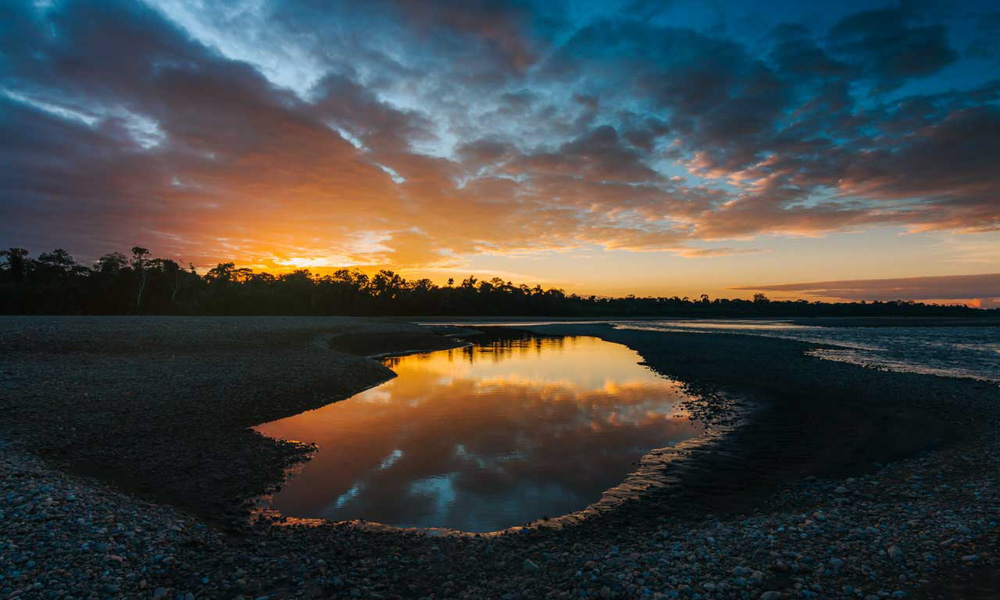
1,317,997,599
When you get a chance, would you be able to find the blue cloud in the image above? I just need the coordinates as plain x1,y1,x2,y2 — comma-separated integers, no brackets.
0,0,998,265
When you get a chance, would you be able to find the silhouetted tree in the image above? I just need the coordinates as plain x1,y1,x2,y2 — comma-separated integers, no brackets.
131,246,151,310
0,248,30,282
37,249,76,274
0,247,995,318
97,252,128,274
206,262,236,284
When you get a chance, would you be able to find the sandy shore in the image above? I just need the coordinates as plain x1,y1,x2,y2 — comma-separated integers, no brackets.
2,316,997,599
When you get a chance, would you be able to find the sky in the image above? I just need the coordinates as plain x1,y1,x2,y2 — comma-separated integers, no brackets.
1,0,998,305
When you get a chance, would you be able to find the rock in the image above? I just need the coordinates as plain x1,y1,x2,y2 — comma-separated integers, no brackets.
888,545,904,563
524,558,540,572
759,592,782,600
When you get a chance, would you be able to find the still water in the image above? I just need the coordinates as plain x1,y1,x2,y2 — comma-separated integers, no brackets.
254,333,704,532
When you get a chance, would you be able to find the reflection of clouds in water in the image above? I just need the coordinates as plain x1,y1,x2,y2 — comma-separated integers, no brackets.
353,387,393,405
332,483,361,509
330,449,405,510
255,335,704,531
380,449,404,469
409,474,457,522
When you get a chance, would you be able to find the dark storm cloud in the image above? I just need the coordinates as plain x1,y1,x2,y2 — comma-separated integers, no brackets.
386,0,553,74
769,24,853,80
828,6,957,91
1,0,998,268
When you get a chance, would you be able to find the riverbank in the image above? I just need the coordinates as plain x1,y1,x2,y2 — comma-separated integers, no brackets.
4,425,996,599
0,316,463,524
2,316,997,598
519,323,995,518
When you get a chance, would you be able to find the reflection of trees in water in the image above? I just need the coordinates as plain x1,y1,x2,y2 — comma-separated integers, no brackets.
382,333,568,369
462,332,566,364
382,355,408,369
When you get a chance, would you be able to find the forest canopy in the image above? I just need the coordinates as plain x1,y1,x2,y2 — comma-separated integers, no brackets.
1,247,994,317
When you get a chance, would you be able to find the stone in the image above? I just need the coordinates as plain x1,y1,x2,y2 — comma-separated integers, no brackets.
888,546,904,563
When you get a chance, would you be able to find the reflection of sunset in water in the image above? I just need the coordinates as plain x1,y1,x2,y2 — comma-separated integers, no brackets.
254,335,704,532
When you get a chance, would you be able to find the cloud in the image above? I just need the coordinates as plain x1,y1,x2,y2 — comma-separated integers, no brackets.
828,7,957,91
967,12,1000,64
0,0,998,275
732,273,1000,305
837,106,1000,232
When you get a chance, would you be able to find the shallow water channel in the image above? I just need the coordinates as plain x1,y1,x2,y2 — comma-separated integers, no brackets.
254,332,705,532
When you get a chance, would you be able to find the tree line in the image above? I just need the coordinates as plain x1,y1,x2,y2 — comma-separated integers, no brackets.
0,247,994,317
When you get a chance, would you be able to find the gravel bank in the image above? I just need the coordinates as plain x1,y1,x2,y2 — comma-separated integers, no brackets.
520,323,996,518
0,316,462,523
3,425,996,599
2,317,997,598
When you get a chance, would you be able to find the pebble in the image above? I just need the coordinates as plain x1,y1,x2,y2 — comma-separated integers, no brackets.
1,344,997,600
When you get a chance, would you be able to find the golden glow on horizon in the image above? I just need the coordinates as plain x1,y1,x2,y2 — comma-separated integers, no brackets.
6,0,999,309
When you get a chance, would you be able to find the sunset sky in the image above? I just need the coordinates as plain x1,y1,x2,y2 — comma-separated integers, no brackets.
1,0,998,305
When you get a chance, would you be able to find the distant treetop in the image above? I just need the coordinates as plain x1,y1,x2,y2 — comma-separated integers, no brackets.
0,247,994,317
